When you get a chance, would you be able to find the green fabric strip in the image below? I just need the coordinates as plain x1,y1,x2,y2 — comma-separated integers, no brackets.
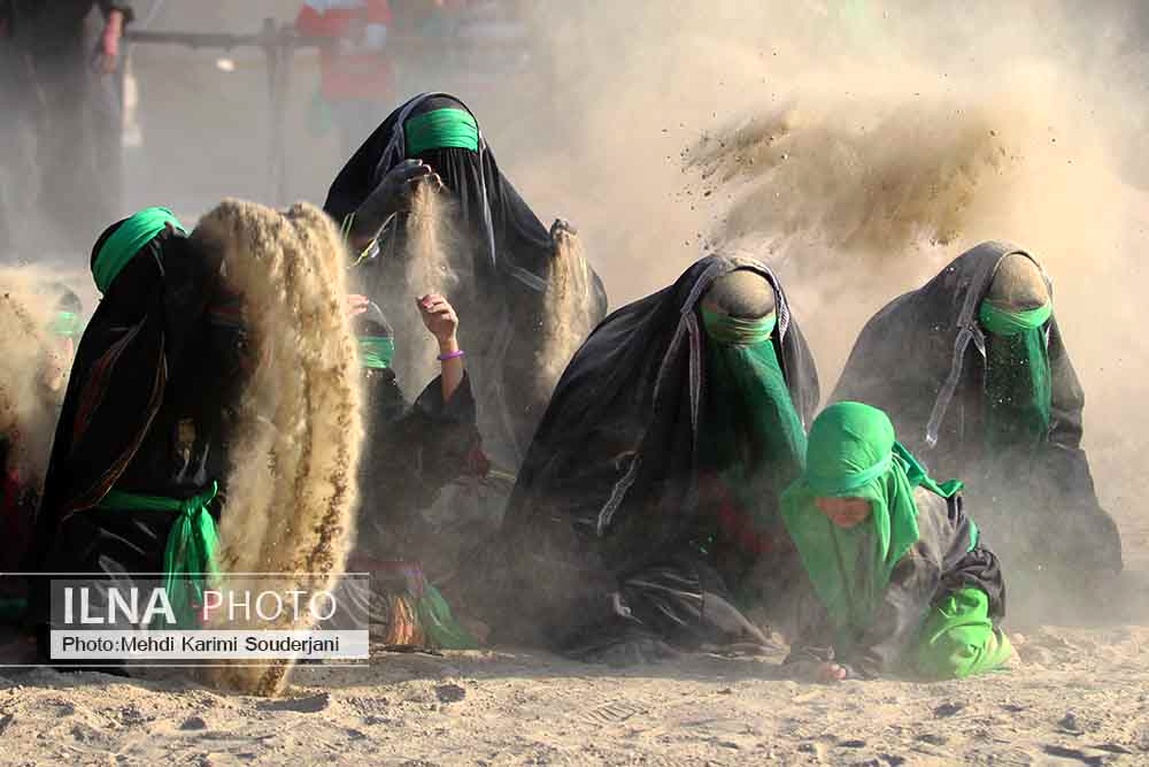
913,587,1014,679
93,207,185,295
359,335,395,370
700,307,776,347
405,108,480,156
978,301,1052,336
979,300,1053,456
892,442,963,499
698,318,806,545
415,582,478,650
98,482,219,628
50,310,81,338
807,451,892,497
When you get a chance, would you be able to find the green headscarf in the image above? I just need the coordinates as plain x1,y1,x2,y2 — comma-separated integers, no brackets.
92,207,185,295
698,308,807,542
978,300,1053,456
405,108,480,156
359,335,395,370
782,402,962,647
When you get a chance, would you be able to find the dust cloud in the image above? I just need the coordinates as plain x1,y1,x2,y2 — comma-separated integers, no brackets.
0,268,83,488
537,224,598,400
507,0,1149,576
389,183,461,391
193,199,362,696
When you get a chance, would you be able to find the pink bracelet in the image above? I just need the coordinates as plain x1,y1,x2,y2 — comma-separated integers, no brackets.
437,349,465,362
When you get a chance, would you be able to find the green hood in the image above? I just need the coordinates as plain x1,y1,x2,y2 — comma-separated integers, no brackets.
782,402,961,647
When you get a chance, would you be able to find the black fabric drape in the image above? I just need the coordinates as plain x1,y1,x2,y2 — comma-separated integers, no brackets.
24,228,236,643
355,367,483,576
478,255,820,654
831,241,1122,575
324,93,608,466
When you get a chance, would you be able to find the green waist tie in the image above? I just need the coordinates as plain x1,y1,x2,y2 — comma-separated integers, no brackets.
98,482,220,627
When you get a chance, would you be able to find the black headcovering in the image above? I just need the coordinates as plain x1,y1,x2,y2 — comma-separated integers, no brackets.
323,92,554,293
500,253,820,550
831,241,1079,453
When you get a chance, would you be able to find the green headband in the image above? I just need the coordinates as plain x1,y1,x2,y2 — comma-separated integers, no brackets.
978,300,1052,336
359,336,395,370
50,310,81,339
93,207,185,294
700,307,776,346
807,449,892,497
405,108,480,156
805,440,962,499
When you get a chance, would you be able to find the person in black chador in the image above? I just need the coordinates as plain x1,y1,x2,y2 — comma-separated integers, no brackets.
474,254,820,664
832,241,1122,583
323,92,608,468
349,292,488,649
24,207,247,664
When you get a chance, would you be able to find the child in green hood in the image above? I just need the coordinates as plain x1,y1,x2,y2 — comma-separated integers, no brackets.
781,402,1014,682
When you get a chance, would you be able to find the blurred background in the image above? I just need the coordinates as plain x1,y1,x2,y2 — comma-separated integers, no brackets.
0,0,549,261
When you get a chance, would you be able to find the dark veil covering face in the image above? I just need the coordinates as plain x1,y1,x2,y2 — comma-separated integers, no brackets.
498,255,820,600
325,92,559,292
25,219,224,571
323,92,608,465
831,241,1122,575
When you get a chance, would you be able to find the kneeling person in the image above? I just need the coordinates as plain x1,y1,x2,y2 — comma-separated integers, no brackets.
352,293,484,648
782,402,1013,682
26,207,245,661
487,255,820,663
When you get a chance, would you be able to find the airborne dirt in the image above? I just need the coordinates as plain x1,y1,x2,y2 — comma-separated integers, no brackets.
4,1,1149,764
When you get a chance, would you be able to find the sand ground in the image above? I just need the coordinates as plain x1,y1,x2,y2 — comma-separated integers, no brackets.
1,576,1147,767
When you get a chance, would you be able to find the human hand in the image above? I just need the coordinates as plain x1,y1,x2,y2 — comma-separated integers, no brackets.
346,293,370,319
549,217,578,244
788,659,848,684
96,13,124,74
817,661,848,683
354,160,442,236
416,293,458,347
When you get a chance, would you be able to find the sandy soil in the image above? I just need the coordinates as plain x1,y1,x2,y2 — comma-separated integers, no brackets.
1,575,1147,767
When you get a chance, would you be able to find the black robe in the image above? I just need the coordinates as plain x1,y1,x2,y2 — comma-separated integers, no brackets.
324,92,608,468
832,241,1122,576
25,229,245,658
477,255,821,658
353,366,484,581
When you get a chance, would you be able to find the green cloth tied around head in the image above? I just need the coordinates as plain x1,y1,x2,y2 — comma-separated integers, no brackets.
405,108,480,157
782,402,961,647
98,482,219,628
978,300,1053,455
359,335,395,370
698,307,806,544
92,207,185,295
978,301,1051,335
50,311,81,339
700,307,777,346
